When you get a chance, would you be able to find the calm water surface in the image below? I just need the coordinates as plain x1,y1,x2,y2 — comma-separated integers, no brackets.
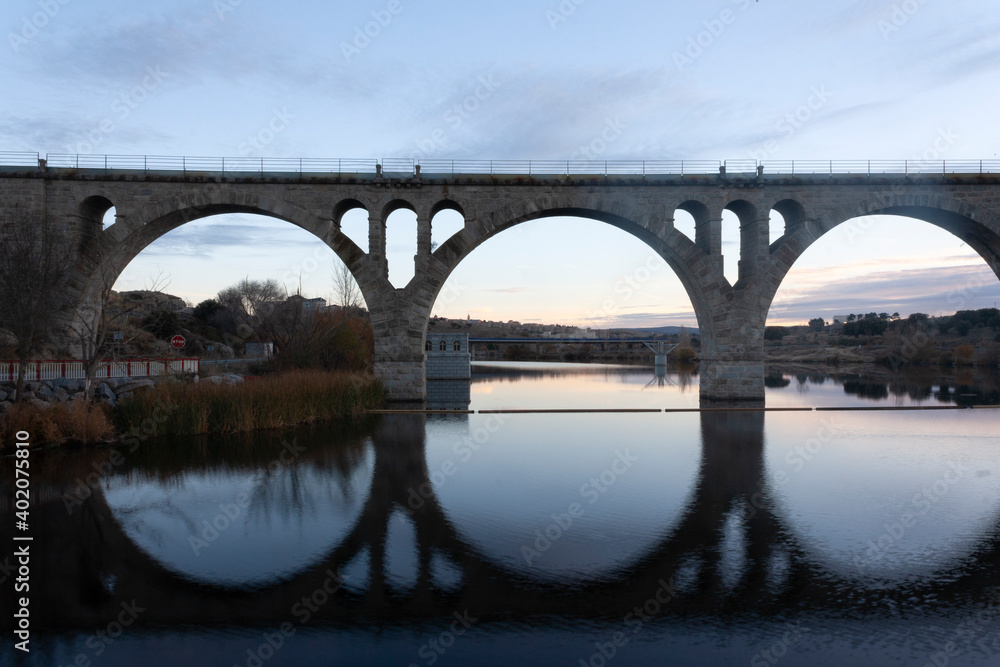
2,363,999,666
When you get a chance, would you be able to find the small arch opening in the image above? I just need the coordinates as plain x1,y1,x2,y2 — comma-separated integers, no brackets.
768,210,785,245
439,340,446,351
337,204,370,255
102,207,117,230
431,206,465,251
772,200,808,241
725,200,760,285
673,209,696,242
386,207,418,288
721,209,741,285
453,340,461,351
80,195,115,231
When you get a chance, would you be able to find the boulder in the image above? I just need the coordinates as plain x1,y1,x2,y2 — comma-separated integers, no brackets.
97,383,116,401
52,377,86,393
35,385,58,402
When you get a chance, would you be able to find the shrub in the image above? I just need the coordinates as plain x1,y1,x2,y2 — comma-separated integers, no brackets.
975,344,1000,367
0,402,113,448
193,298,223,321
843,318,888,337
764,326,788,341
673,346,697,362
954,344,975,364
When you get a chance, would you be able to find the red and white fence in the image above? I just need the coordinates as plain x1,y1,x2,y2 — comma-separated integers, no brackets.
0,359,200,382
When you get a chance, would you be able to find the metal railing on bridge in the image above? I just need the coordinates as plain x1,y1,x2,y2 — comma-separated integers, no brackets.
1,358,200,382
2,152,1000,178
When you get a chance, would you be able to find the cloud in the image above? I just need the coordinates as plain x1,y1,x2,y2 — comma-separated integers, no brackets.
485,287,529,294
768,264,1000,323
136,215,332,259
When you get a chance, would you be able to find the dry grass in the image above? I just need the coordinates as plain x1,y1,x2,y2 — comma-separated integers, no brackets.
0,401,114,448
115,369,383,437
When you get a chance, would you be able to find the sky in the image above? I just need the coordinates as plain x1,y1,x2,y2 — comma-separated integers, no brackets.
3,0,1000,327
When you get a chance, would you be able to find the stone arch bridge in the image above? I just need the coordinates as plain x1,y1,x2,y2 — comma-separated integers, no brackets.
2,158,1000,402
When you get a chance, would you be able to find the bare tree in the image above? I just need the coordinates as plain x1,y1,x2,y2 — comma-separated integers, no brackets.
333,262,363,311
75,256,153,401
0,213,72,402
217,277,284,338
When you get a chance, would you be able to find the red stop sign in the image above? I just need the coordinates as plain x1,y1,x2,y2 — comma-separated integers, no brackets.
170,335,186,349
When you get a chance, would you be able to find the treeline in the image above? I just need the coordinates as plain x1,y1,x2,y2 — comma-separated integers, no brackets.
190,278,373,372
841,309,1000,338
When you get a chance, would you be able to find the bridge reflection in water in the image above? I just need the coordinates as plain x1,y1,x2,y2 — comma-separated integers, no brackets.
4,408,1000,662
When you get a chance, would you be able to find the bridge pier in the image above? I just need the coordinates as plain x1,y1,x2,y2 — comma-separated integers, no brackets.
697,299,766,403
370,290,431,402
698,359,765,404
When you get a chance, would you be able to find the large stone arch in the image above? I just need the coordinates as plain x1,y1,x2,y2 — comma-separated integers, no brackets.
366,195,732,401
761,195,1000,317
413,198,717,342
68,191,389,356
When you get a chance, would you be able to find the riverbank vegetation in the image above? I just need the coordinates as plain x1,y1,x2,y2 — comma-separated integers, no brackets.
115,369,382,437
766,308,1000,368
0,370,383,448
0,401,114,448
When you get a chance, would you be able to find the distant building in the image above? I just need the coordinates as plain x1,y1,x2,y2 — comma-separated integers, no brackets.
286,295,326,310
425,333,470,379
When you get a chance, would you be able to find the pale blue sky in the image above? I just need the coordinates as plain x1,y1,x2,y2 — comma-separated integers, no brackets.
4,0,1000,326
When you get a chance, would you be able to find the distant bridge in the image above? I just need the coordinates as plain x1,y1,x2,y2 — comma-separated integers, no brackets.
3,152,1000,403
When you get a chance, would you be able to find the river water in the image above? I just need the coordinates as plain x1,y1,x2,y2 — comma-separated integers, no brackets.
2,362,1000,666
